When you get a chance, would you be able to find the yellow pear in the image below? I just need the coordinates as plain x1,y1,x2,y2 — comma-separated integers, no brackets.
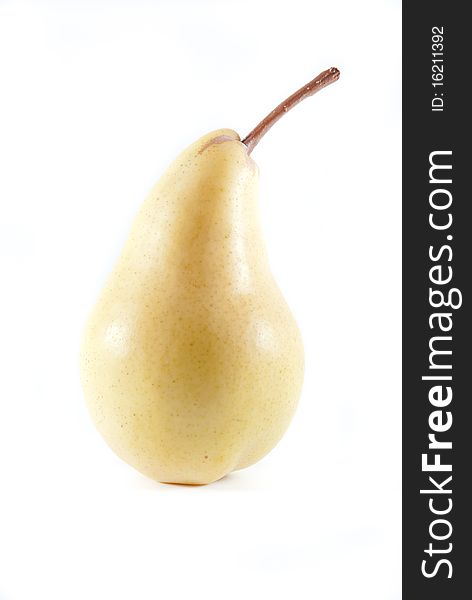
80,67,340,484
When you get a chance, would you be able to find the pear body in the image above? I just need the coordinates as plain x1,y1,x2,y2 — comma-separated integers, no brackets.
80,129,304,484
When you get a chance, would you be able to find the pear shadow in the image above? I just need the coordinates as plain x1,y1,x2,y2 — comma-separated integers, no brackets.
129,467,269,492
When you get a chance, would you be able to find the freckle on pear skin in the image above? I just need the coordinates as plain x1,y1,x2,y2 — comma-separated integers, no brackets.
80,67,340,485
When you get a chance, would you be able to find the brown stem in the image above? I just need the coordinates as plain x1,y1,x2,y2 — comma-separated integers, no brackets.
242,67,340,154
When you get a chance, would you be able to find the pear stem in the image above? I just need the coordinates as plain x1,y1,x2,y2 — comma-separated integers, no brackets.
242,67,340,155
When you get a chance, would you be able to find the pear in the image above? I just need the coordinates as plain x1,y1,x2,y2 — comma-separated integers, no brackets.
81,67,340,485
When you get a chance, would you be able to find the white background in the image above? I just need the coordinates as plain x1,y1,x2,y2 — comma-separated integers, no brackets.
0,1,401,599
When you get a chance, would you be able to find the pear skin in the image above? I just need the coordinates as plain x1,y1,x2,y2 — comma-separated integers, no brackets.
81,68,340,485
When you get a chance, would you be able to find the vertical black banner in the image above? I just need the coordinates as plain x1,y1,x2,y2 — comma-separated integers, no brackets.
403,2,471,598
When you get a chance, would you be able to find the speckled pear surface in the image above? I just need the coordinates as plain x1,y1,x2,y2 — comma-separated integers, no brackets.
80,129,304,484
